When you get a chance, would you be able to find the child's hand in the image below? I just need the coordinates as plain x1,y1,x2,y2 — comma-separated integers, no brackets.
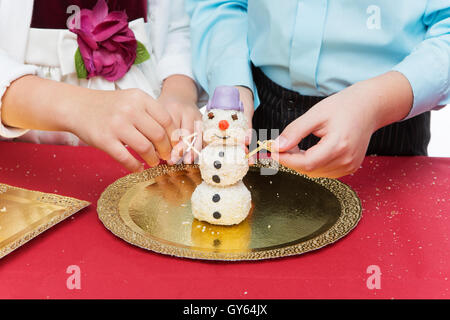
272,94,374,178
164,99,203,165
1,76,176,172
156,75,202,164
165,102,203,165
271,71,413,178
71,88,177,172
160,94,202,165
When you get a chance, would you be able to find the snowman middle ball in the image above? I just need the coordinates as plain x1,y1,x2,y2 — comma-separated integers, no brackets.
199,144,249,187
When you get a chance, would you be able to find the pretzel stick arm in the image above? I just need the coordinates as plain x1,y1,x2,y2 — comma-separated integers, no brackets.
183,133,198,141
245,140,275,159
182,133,201,156
245,146,263,159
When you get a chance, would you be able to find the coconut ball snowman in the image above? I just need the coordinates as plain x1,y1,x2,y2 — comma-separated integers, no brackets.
191,86,252,226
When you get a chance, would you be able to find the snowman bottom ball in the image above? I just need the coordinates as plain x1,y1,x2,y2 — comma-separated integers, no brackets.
191,181,252,226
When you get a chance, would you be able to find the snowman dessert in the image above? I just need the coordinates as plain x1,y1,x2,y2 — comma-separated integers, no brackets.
191,86,252,226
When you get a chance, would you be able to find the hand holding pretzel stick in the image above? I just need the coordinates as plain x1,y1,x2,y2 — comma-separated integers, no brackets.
246,140,275,159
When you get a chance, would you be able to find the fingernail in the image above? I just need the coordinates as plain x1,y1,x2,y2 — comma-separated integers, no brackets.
169,150,179,164
183,152,192,165
273,136,288,151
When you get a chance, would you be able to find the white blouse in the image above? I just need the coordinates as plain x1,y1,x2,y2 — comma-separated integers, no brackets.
0,0,193,140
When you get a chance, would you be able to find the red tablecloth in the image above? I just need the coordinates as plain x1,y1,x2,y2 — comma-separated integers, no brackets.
0,142,449,299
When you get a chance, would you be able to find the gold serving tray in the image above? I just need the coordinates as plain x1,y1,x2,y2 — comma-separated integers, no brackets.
0,184,90,259
97,160,362,261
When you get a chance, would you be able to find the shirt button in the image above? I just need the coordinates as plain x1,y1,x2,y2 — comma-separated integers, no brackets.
287,99,296,111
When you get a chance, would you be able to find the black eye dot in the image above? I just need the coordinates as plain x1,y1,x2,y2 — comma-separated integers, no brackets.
214,161,222,169
208,112,215,119
218,151,225,157
212,175,221,183
212,194,221,202
213,239,221,247
213,211,221,219
232,114,238,121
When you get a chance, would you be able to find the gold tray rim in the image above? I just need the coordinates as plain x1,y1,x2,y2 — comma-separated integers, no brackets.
97,160,362,261
0,183,91,259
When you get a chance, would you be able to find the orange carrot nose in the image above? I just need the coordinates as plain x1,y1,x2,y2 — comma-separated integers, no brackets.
218,120,229,131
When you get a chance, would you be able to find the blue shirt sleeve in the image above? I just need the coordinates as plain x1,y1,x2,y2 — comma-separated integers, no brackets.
185,0,259,106
392,0,450,120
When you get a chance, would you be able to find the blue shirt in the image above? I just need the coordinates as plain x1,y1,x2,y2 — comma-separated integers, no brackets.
186,0,450,120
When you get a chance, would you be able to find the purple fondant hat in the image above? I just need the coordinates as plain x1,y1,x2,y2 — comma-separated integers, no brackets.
206,86,244,112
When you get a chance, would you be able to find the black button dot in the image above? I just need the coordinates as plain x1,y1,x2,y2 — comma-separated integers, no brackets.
214,161,222,169
212,194,221,202
213,239,221,247
218,151,225,157
212,175,221,183
213,211,221,219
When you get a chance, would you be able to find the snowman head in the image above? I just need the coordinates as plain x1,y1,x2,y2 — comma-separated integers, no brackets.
202,86,248,145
